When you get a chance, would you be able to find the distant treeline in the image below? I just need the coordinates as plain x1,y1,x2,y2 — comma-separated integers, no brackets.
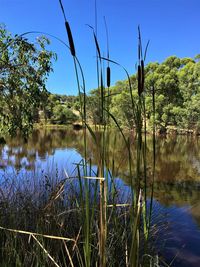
104,55,200,134
39,94,79,125
45,55,200,134
1,24,200,134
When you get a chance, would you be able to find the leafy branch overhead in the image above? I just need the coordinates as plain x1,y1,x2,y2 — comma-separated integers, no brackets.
0,25,56,136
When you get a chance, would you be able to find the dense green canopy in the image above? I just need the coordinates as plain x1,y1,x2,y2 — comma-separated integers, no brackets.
0,25,55,136
86,55,200,133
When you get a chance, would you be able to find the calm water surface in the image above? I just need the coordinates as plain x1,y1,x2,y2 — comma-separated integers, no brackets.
0,129,200,267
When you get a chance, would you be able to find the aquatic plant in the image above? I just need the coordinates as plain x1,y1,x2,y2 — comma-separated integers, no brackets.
0,0,162,266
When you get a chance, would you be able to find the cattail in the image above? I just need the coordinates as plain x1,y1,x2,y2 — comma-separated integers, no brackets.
107,66,111,88
141,60,144,93
138,65,142,96
65,21,76,57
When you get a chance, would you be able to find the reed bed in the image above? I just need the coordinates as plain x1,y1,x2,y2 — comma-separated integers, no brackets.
0,0,165,266
0,165,164,267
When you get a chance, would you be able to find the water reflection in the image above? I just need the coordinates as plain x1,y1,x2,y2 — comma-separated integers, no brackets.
0,129,84,171
1,129,199,181
0,129,200,266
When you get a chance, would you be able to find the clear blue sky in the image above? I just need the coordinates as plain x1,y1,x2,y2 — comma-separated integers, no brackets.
1,0,200,95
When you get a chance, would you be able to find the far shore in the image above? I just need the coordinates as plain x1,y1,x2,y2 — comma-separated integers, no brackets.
33,123,200,136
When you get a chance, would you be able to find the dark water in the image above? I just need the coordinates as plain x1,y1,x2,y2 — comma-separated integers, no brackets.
0,128,200,267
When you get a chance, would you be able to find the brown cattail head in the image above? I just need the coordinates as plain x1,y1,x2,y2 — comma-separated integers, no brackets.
138,65,142,96
141,60,144,93
65,21,76,57
107,66,111,88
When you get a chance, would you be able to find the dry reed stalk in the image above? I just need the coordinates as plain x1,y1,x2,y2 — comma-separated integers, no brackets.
107,203,130,208
98,163,106,267
129,189,142,266
63,240,75,267
31,234,60,267
99,178,105,267
80,173,107,266
0,226,75,242
43,181,65,211
72,227,82,251
83,176,105,181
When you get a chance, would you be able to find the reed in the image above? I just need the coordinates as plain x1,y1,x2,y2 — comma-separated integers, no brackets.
0,158,163,266
0,1,162,266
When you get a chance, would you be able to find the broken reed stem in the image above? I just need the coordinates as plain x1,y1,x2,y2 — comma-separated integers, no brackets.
0,226,75,242
83,176,105,181
63,240,75,267
107,203,130,208
31,234,60,267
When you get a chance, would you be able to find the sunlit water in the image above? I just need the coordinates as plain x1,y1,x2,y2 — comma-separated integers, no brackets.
0,128,200,267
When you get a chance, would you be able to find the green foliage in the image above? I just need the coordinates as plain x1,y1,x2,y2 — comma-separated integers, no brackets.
0,25,55,136
86,88,102,124
145,55,200,131
41,93,79,124
85,55,200,132
86,88,110,125
51,104,78,124
110,90,137,129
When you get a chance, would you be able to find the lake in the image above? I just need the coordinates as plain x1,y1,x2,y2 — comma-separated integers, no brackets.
0,128,200,267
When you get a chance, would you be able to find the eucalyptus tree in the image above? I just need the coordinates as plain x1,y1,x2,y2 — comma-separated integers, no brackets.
0,25,55,136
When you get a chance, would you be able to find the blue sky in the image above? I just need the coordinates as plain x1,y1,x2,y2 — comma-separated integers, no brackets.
1,0,200,95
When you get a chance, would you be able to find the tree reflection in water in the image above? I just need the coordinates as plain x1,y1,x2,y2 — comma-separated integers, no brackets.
0,129,200,266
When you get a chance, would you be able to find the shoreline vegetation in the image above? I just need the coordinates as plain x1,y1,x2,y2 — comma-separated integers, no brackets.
1,28,200,138
34,123,200,136
34,51,200,137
